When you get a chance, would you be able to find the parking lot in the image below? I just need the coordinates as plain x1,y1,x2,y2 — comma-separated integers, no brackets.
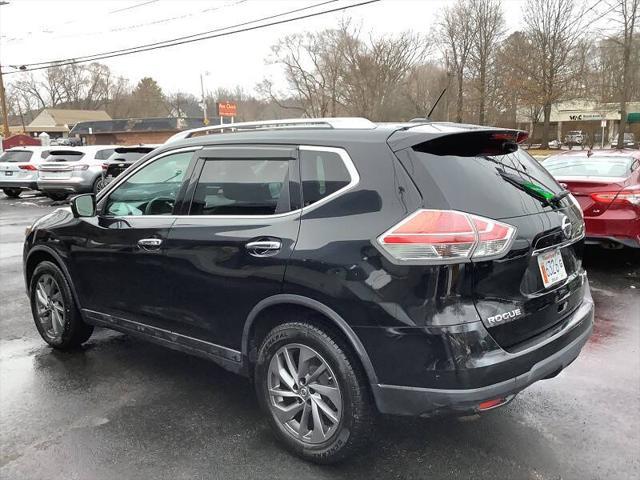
0,191,638,480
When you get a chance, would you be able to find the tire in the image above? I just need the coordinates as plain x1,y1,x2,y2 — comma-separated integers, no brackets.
95,178,108,194
29,261,93,349
92,177,104,194
255,321,374,464
46,192,68,201
2,188,22,198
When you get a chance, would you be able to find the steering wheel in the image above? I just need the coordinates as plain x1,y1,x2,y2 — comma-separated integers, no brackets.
144,196,175,215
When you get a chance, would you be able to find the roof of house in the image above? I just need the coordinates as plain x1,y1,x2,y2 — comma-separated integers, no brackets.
69,117,212,135
28,109,112,132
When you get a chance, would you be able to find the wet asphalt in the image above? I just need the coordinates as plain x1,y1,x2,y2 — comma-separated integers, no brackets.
0,191,638,480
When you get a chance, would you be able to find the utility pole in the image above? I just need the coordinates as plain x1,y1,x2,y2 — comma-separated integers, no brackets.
200,73,209,126
0,65,10,138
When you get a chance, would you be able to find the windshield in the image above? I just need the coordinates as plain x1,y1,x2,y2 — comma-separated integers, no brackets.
107,151,150,163
544,156,634,178
0,151,34,163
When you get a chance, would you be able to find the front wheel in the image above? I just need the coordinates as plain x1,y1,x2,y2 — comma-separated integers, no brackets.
255,321,374,464
29,261,94,349
2,188,22,198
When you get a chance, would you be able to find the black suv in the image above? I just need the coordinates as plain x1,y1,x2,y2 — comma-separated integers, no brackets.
24,118,594,463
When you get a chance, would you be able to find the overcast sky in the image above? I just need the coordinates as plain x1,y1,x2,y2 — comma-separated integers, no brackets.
1,0,530,96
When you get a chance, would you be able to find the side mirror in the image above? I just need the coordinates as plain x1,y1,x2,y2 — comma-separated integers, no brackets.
71,194,96,218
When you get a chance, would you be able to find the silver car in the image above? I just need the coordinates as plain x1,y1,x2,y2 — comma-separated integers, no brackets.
0,146,52,198
37,146,118,200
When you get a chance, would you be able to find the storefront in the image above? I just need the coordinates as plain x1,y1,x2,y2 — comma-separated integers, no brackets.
517,101,640,146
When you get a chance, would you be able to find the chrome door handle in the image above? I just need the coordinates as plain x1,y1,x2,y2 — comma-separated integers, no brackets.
246,240,282,257
138,238,163,250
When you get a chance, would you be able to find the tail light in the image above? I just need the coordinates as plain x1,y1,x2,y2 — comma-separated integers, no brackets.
591,186,640,206
102,163,109,171
377,210,516,263
72,164,90,172
18,164,37,171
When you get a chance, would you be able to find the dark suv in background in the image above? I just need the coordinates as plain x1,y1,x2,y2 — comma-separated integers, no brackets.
23,118,594,463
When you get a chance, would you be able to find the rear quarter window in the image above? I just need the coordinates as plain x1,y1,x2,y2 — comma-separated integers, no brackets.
301,150,351,207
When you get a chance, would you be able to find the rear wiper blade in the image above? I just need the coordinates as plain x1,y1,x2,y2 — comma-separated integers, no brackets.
498,170,567,206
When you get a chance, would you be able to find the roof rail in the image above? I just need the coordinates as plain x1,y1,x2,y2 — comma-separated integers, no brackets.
164,117,376,144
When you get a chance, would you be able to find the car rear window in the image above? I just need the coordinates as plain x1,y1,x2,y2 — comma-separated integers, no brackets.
94,149,116,160
398,132,565,219
0,150,33,163
544,156,634,178
44,150,85,162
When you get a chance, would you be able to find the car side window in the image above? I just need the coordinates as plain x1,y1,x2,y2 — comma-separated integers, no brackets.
300,150,351,206
190,159,290,215
104,151,192,216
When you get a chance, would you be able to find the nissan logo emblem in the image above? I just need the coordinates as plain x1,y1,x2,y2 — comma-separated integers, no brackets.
560,215,572,239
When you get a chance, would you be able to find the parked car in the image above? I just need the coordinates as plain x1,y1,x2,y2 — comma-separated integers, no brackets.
95,145,158,193
544,149,640,249
564,130,587,149
611,132,638,149
0,146,52,198
548,139,562,149
24,118,593,463
37,146,118,200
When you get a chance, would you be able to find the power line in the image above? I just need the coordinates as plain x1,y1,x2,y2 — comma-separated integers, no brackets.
2,0,247,45
6,0,341,70
108,0,159,14
0,0,161,43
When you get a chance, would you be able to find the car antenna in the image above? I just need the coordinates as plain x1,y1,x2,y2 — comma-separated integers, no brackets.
427,87,448,118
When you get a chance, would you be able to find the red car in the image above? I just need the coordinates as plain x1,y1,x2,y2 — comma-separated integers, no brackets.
544,149,640,249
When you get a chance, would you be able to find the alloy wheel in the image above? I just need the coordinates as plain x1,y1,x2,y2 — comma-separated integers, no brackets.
35,274,66,341
267,343,343,444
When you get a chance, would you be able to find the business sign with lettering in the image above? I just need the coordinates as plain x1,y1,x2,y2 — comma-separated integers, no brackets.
218,102,237,117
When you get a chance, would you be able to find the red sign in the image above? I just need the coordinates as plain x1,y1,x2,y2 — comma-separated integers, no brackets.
218,101,237,117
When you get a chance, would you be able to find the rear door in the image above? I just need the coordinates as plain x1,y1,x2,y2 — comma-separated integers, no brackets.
163,145,301,350
394,132,587,350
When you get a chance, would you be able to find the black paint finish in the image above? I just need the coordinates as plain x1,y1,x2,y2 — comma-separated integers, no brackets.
24,123,594,416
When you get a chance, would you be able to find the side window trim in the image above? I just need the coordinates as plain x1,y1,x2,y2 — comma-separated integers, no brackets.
96,147,201,216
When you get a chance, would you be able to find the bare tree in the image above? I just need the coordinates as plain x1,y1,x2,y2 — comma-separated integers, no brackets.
469,0,505,125
611,0,639,147
439,0,475,122
518,0,587,147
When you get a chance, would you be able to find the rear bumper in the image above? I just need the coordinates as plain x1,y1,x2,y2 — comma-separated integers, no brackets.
37,177,95,194
0,180,38,189
369,283,594,416
584,212,640,248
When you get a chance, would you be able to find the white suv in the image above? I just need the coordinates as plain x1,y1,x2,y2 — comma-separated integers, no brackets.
0,146,53,198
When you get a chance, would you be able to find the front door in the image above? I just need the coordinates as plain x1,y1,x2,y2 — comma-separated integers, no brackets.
163,145,301,350
70,149,197,329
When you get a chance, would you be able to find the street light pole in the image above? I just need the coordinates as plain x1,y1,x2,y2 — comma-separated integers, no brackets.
0,65,10,138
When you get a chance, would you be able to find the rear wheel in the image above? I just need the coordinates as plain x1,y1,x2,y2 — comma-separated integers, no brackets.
255,321,374,464
29,261,93,349
2,188,21,198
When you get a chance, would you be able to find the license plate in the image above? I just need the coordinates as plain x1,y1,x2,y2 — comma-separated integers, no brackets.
537,248,567,288
42,171,70,178
4,171,13,176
